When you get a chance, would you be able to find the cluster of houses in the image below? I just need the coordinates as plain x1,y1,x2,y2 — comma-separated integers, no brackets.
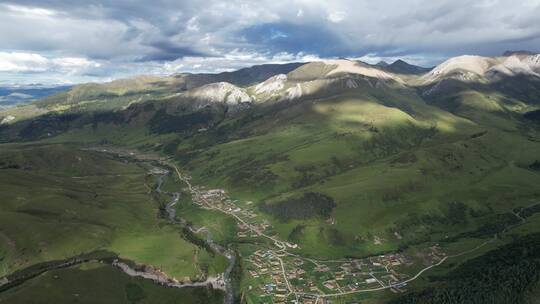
246,250,291,303
190,187,277,240
244,247,449,303
185,179,449,303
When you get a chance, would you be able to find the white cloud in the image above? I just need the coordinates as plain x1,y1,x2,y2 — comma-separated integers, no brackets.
51,57,101,69
0,52,49,72
3,4,57,17
1,0,540,84
186,16,200,31
0,3,135,60
0,52,100,74
160,50,320,74
327,11,346,23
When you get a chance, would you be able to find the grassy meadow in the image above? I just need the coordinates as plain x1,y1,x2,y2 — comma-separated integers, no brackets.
0,262,223,304
0,143,225,281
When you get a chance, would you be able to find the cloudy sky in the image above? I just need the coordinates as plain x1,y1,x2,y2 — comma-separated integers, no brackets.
1,0,539,85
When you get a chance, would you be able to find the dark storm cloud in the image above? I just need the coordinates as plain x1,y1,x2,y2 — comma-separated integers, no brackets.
239,23,346,57
137,41,210,62
0,0,539,84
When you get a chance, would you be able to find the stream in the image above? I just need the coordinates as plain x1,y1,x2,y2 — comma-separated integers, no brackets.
153,166,237,304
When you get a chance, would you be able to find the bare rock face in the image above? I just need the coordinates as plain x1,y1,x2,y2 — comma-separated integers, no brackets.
324,59,398,81
345,78,359,89
488,54,540,79
422,55,497,83
423,53,540,84
0,115,15,124
286,84,303,100
187,82,253,106
254,74,287,95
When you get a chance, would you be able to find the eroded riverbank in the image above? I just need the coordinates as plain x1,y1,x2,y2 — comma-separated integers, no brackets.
95,147,238,304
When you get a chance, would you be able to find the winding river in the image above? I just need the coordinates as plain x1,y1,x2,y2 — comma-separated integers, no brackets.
154,170,237,304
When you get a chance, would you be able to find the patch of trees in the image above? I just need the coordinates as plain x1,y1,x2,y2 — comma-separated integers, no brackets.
143,102,156,112
219,110,261,136
391,153,418,165
226,153,287,190
392,233,540,304
395,212,446,236
325,228,346,246
396,202,468,231
381,182,423,203
524,109,540,122
230,166,278,190
0,160,20,169
260,192,336,222
393,203,471,244
293,164,328,188
360,124,437,159
162,139,181,155
447,213,521,241
292,157,354,189
287,225,306,242
470,130,488,139
445,202,469,225
439,151,464,170
516,203,540,219
491,74,540,106
0,124,7,139
529,160,540,171
18,113,82,140
91,111,125,129
147,109,216,134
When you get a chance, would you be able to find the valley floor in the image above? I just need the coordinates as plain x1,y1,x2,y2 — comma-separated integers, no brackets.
0,143,226,304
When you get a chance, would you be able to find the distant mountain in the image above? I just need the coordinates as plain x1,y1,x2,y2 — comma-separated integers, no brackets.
0,85,72,109
35,62,305,109
503,50,537,56
382,59,432,75
289,59,398,81
170,62,306,90
203,62,306,86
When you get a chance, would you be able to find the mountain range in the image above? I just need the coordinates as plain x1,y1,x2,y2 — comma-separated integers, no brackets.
1,51,540,303
0,84,72,109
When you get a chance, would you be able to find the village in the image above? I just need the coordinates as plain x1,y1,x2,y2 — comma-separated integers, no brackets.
183,181,448,303
243,246,447,303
